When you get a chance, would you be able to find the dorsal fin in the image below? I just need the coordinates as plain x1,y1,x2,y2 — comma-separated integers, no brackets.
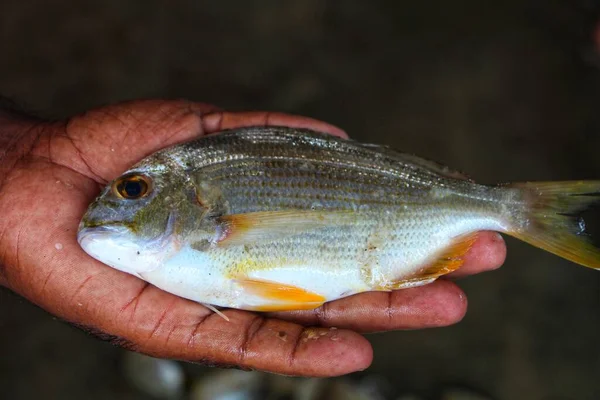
359,143,472,181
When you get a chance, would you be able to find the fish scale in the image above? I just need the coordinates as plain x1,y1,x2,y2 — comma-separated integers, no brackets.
195,163,453,212
78,126,600,311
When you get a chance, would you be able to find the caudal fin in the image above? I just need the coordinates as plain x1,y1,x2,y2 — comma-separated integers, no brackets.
508,181,600,270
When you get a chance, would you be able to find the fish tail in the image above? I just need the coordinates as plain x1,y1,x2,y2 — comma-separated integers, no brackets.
506,181,600,270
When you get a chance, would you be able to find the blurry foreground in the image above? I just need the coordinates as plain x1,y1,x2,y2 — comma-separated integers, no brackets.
121,352,494,400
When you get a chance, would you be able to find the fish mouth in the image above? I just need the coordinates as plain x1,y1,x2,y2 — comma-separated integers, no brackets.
77,212,176,247
76,213,179,277
77,222,131,245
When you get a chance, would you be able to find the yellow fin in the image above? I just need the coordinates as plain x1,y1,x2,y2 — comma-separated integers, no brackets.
236,278,325,311
379,277,437,290
507,181,600,269
419,232,479,277
252,303,324,312
217,210,354,247
380,232,478,290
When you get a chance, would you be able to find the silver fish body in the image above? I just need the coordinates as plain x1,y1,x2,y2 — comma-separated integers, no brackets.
78,127,600,311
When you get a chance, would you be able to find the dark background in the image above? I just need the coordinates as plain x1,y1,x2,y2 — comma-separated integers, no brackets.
1,1,600,399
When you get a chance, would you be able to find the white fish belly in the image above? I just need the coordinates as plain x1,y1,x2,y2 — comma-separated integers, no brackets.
140,213,506,310
140,245,369,309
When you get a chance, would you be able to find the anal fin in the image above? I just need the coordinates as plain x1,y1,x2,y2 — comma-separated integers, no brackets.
383,277,437,290
380,232,478,290
418,232,479,277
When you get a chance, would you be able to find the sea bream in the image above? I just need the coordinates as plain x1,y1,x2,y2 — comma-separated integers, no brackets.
77,127,600,312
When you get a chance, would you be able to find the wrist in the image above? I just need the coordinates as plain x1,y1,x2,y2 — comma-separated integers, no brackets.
0,108,45,190
0,103,49,289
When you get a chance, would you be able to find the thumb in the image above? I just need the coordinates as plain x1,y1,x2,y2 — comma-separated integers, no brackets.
55,99,348,185
57,99,220,183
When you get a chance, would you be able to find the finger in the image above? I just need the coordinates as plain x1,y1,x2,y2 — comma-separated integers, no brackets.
445,231,506,279
201,111,348,138
88,284,372,377
269,279,467,333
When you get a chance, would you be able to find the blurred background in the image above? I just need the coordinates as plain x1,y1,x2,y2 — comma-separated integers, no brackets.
1,1,600,399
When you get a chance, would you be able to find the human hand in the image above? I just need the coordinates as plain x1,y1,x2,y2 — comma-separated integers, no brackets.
0,99,506,376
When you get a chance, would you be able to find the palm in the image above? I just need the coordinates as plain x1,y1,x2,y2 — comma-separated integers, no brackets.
0,100,506,376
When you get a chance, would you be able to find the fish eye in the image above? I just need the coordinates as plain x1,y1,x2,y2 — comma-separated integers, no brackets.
113,174,152,200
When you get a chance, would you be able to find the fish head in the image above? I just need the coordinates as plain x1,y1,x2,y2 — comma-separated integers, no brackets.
77,157,203,277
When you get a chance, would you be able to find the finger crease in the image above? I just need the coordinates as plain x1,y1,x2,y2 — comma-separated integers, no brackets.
118,282,150,318
288,330,304,369
148,298,177,340
164,324,179,346
314,301,329,326
386,292,394,324
70,275,95,304
239,316,266,364
40,269,56,295
186,313,213,348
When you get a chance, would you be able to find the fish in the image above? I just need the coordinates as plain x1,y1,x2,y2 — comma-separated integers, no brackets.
77,126,600,312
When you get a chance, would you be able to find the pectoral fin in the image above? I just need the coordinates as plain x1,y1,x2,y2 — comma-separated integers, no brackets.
217,210,354,247
235,277,325,311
